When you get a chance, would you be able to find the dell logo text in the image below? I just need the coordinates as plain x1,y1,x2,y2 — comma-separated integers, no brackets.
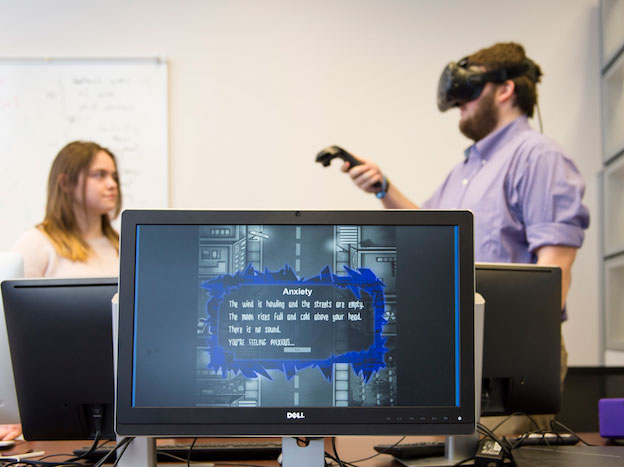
286,411,305,419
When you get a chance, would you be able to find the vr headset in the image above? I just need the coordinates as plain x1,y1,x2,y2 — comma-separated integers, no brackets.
437,56,539,112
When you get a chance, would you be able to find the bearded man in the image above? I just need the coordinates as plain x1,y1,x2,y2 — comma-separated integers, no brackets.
337,42,590,432
341,42,589,312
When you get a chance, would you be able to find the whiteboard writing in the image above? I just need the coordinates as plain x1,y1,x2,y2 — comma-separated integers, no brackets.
0,58,168,250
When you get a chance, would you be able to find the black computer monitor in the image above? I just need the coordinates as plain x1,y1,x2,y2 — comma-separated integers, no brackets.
475,263,562,416
115,209,475,465
1,277,118,440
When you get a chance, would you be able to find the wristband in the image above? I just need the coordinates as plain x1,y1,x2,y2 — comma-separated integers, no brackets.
375,176,390,199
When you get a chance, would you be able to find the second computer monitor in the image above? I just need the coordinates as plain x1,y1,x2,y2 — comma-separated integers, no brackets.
1,277,118,440
476,263,562,416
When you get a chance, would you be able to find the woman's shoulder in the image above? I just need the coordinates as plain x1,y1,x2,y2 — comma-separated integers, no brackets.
13,226,53,249
11,227,56,278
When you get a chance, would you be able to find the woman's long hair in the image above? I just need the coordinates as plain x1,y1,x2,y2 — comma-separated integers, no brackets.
38,141,122,261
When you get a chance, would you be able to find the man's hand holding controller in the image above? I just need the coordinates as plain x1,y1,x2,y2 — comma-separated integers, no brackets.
339,155,388,197
315,145,388,198
315,145,417,209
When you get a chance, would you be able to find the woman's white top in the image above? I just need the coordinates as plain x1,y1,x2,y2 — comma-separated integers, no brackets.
12,228,119,278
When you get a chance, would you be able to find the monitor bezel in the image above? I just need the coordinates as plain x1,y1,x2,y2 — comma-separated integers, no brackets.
116,209,475,436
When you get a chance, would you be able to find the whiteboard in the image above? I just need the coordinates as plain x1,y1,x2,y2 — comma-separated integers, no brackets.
0,58,168,250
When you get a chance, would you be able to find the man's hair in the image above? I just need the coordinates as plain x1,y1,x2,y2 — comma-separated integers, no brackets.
467,42,542,118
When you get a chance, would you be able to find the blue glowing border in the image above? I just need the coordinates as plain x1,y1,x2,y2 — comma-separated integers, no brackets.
200,264,388,382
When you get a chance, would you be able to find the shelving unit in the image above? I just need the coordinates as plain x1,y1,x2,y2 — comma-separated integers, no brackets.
602,52,624,162
601,0,624,68
605,255,624,350
603,156,624,256
601,0,624,355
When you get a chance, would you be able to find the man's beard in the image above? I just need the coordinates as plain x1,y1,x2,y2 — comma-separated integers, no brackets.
459,87,498,142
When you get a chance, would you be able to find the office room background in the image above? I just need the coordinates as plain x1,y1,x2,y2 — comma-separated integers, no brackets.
0,0,617,367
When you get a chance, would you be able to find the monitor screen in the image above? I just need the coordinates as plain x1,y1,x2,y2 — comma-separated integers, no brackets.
475,263,562,416
116,210,475,437
1,277,118,440
0,252,23,425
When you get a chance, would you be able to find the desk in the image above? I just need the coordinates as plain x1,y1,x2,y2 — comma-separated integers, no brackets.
0,434,615,466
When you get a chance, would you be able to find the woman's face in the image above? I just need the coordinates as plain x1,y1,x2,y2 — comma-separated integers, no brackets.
74,150,119,215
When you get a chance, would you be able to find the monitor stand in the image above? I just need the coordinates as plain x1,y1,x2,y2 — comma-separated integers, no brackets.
282,437,325,466
115,436,157,467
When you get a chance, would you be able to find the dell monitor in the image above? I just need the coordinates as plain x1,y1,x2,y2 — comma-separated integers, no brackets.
115,209,475,465
0,252,23,425
1,277,118,440
475,263,562,416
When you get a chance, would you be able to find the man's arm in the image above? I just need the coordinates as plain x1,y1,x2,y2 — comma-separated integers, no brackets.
340,158,419,209
378,183,420,209
535,245,578,308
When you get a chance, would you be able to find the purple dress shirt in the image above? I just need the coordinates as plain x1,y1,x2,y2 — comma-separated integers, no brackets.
422,116,590,264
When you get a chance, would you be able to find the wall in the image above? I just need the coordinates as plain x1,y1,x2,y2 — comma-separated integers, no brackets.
0,0,602,365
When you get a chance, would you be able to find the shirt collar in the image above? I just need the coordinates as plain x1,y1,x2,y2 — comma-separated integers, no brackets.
463,116,530,162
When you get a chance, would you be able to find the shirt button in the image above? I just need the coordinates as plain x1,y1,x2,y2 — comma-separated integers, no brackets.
462,179,468,186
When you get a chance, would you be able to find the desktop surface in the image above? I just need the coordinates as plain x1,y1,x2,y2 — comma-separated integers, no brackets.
513,445,624,467
1,434,618,466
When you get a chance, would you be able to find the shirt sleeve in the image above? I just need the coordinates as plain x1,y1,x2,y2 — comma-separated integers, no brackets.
511,145,590,253
11,228,54,278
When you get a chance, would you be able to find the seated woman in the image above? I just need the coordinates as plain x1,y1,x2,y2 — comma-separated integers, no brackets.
13,140,122,278
0,141,122,441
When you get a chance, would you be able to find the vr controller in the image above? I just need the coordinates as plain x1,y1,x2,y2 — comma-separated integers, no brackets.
315,145,381,189
315,145,362,167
